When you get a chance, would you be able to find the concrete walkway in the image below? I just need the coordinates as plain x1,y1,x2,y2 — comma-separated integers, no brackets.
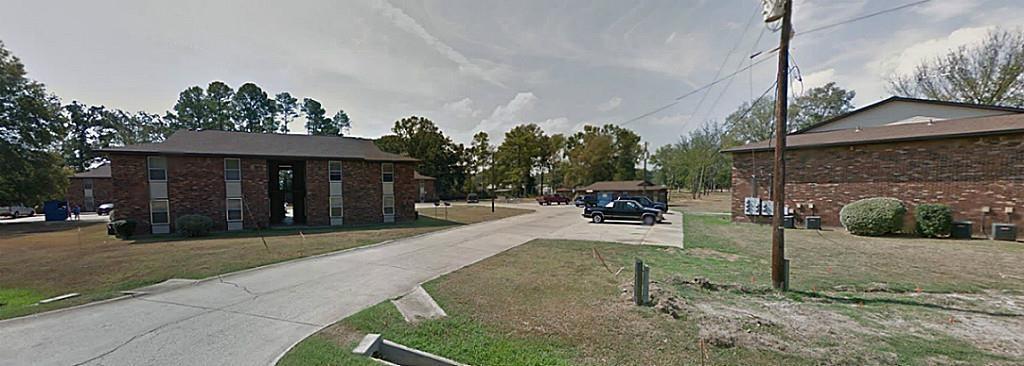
0,204,680,366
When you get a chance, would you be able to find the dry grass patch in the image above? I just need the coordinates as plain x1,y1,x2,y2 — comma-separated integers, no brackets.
669,191,730,213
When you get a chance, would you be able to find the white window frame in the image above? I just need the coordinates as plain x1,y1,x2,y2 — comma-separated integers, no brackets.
330,196,344,218
329,161,343,182
150,199,170,225
148,156,167,182
382,194,395,216
226,198,243,222
224,158,241,182
381,163,394,183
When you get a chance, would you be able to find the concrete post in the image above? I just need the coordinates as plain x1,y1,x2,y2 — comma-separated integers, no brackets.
634,259,650,306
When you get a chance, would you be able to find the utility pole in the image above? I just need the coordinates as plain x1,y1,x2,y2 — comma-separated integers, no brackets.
769,0,792,291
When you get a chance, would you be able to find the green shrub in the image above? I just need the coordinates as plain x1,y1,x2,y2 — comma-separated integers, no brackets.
175,214,214,237
839,197,907,236
111,219,137,239
915,204,953,238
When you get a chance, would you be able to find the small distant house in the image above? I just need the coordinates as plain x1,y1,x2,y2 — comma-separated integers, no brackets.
723,97,1024,237
67,163,113,212
414,172,437,202
98,130,418,235
578,180,669,203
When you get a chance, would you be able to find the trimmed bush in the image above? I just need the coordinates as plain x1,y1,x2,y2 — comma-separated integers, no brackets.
915,204,953,238
111,219,137,239
175,214,214,237
839,197,907,236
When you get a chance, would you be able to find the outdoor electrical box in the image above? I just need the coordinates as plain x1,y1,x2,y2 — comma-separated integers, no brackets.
760,200,774,216
805,216,822,230
992,224,1018,241
744,197,760,216
951,221,973,239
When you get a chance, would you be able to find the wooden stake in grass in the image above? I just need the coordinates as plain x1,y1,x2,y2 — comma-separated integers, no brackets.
592,248,614,275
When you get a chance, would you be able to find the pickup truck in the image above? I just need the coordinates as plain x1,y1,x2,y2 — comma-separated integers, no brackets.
618,195,668,212
536,194,571,205
0,203,36,218
582,199,663,225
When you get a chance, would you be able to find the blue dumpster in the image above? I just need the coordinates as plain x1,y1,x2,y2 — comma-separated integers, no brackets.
44,200,69,221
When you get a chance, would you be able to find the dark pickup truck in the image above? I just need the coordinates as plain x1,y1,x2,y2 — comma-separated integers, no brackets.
583,199,664,225
537,194,571,205
618,195,668,212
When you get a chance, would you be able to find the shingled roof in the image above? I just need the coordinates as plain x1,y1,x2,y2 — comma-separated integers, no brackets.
723,113,1024,153
72,163,111,178
578,180,667,191
99,130,418,162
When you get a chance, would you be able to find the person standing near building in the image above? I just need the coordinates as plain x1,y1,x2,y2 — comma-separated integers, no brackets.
73,205,81,221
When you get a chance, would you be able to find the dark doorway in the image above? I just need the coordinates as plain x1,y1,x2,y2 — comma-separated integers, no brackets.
269,160,306,225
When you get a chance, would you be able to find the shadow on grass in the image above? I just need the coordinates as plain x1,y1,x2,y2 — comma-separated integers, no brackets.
791,290,1023,318
128,216,463,245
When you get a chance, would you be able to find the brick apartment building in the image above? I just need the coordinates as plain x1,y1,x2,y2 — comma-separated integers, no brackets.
99,130,418,235
724,97,1024,238
66,163,113,212
414,172,438,202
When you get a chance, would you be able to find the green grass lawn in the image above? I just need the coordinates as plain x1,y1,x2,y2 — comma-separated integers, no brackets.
0,206,532,320
279,213,1024,366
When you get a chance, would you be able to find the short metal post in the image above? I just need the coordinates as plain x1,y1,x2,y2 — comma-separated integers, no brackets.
634,259,650,306
491,198,495,213
781,258,790,291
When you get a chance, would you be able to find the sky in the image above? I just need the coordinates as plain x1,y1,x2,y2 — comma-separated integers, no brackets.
2,0,1023,148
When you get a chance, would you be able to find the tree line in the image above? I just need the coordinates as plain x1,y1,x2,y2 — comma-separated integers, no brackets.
1,40,353,204
374,117,647,198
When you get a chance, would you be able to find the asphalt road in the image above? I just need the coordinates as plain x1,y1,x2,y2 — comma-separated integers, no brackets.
0,204,681,366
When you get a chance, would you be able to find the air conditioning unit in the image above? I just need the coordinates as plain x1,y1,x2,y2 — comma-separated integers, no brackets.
991,223,1018,241
783,215,795,229
805,216,821,230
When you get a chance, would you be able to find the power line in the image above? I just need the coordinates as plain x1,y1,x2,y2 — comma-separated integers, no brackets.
622,0,931,128
749,0,931,59
689,7,760,121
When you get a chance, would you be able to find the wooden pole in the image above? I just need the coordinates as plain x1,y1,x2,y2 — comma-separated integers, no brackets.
771,0,792,291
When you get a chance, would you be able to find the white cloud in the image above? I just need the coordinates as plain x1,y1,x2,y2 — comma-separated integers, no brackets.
597,96,623,112
873,26,995,78
664,32,677,44
914,1,983,21
370,0,507,88
801,68,836,89
535,117,573,134
475,92,538,132
442,97,480,118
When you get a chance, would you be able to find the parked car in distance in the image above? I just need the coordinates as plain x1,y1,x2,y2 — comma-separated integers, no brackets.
536,194,570,205
582,199,663,225
0,203,36,218
617,195,668,212
97,203,115,215
574,194,598,207
466,193,479,203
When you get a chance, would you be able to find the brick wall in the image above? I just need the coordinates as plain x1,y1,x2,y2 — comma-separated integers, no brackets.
730,133,1024,237
110,154,416,234
395,163,417,221
305,160,331,226
109,154,150,234
66,177,113,211
240,158,270,229
340,160,383,225
415,179,438,202
167,156,228,230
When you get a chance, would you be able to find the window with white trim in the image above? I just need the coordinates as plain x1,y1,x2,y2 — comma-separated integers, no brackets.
83,179,94,190
148,156,167,181
226,198,243,221
383,194,395,215
381,163,394,183
329,161,342,182
330,197,343,217
151,200,169,224
224,159,241,181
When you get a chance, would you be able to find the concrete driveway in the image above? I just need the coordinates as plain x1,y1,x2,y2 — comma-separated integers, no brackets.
0,204,680,366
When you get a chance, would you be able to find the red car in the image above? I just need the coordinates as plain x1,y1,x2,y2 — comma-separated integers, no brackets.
536,194,570,205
